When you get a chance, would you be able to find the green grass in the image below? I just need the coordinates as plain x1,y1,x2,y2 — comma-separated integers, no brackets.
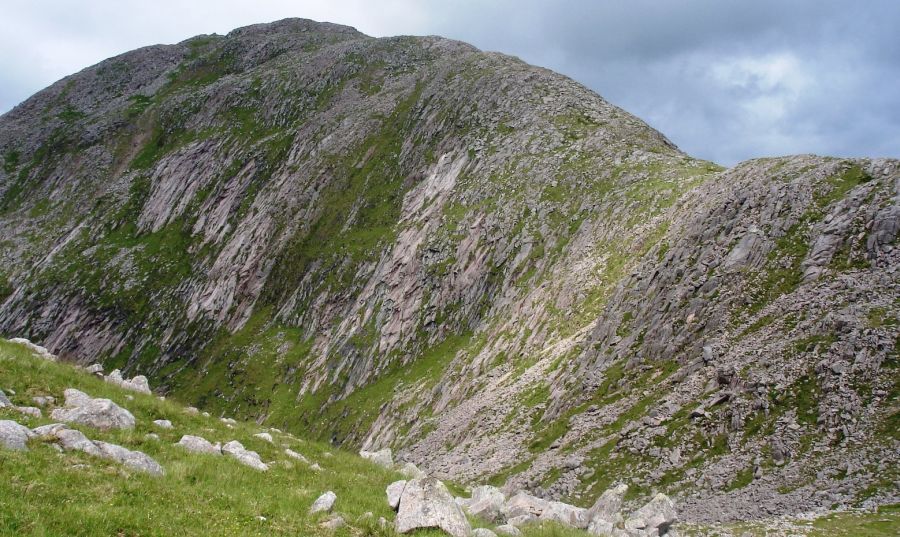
1,338,599,537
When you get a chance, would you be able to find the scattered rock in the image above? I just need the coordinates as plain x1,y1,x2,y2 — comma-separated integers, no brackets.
0,389,10,407
502,491,548,520
320,515,345,530
540,500,588,528
387,480,408,510
145,433,160,441
94,441,164,475
253,432,273,443
50,389,135,430
15,406,42,418
0,419,34,450
586,483,628,533
625,493,677,536
153,419,173,429
472,529,497,537
176,435,222,455
84,364,104,375
506,515,537,527
31,396,55,407
495,525,523,536
9,338,56,361
399,461,427,479
466,485,506,522
395,477,471,537
284,448,308,463
105,369,151,394
360,448,393,468
222,440,268,470
184,407,200,416
310,491,337,513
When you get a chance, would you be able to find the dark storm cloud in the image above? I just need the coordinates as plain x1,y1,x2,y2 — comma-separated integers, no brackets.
1,1,897,165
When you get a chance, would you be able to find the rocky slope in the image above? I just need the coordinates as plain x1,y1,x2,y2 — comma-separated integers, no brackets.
0,18,897,524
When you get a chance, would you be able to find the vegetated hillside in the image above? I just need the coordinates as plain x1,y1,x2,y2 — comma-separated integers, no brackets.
0,18,897,523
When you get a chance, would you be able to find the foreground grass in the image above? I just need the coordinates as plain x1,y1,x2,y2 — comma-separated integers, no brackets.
0,339,590,536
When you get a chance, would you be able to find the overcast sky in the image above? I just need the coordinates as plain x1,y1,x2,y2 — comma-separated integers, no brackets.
1,1,897,165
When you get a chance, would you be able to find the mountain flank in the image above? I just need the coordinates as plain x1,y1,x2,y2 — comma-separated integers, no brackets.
0,18,897,528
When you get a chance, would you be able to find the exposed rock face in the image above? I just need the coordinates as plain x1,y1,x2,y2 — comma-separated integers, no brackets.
395,477,471,537
50,389,136,430
0,17,897,523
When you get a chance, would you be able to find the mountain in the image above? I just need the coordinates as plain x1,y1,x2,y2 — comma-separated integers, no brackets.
0,18,897,524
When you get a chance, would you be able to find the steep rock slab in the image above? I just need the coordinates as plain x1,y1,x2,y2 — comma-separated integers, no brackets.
396,477,471,537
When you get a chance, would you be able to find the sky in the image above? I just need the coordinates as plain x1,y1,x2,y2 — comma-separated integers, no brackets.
1,1,898,166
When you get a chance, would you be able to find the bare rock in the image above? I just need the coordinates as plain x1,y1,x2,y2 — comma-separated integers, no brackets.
94,441,164,475
360,448,394,468
222,440,268,470
253,432,273,443
396,477,471,537
176,434,221,455
0,419,34,450
153,419,173,429
50,389,135,430
310,491,337,513
387,480,408,510
625,493,677,536
496,525,523,536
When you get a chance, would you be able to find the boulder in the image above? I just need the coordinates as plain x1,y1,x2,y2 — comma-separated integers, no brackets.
184,407,200,416
222,440,268,470
50,389,135,430
399,461,427,479
176,435,222,455
386,480,408,510
321,515,345,530
105,370,151,394
506,515,537,527
586,484,628,534
153,419,173,429
15,406,41,418
284,448,309,463
539,500,588,528
0,419,34,450
85,364,104,375
34,423,162,474
9,337,56,361
473,529,497,537
624,493,677,536
360,448,394,468
0,389,11,407
94,441,164,475
502,491,549,520
395,477,471,537
496,525,523,536
466,485,506,522
31,396,55,407
310,491,337,514
253,432,273,443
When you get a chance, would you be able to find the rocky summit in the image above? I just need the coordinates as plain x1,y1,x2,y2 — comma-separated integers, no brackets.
0,17,898,533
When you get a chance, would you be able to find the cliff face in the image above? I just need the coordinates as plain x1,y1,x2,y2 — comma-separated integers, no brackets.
0,18,897,522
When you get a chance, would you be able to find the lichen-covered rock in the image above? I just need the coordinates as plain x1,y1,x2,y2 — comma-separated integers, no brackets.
624,493,677,536
586,484,628,533
395,477,471,537
33,422,162,474
176,435,221,455
284,448,308,463
495,525,523,536
502,492,549,520
253,432,273,443
8,338,56,361
472,529,497,537
94,441,164,475
399,461,426,479
310,491,337,514
50,389,135,430
465,485,506,522
152,419,173,429
222,440,268,470
0,420,34,450
360,448,393,468
386,480,407,510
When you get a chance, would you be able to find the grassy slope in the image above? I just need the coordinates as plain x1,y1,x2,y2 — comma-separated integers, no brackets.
0,338,587,537
1,338,895,537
